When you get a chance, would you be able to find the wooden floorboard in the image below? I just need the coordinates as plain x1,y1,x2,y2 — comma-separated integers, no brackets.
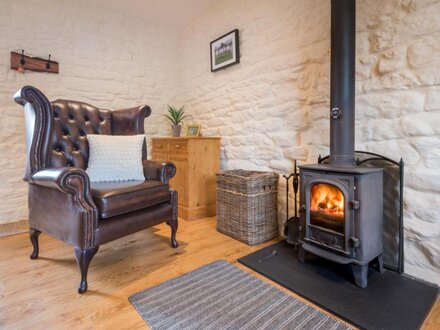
0,217,438,329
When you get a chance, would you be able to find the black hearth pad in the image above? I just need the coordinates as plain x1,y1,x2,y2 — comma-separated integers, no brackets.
238,242,439,330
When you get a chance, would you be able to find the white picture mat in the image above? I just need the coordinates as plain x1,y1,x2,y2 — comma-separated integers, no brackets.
211,34,237,70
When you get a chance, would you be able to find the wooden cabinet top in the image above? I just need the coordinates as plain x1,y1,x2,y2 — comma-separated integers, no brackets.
152,137,221,141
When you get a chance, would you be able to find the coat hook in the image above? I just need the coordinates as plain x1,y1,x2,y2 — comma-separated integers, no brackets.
46,54,51,70
17,50,26,73
20,50,25,65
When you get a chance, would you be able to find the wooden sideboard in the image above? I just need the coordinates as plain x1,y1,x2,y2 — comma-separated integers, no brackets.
151,137,221,221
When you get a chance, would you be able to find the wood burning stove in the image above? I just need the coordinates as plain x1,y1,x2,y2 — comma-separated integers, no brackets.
298,165,384,288
297,0,384,288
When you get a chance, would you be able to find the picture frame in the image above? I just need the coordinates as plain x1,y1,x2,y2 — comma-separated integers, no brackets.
210,29,240,72
185,124,201,137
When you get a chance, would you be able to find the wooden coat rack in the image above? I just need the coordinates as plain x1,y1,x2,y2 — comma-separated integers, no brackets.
10,51,59,74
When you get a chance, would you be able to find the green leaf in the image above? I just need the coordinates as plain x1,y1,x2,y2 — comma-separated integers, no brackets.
164,105,187,124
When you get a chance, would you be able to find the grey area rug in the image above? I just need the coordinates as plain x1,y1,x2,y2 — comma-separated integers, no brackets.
129,260,351,330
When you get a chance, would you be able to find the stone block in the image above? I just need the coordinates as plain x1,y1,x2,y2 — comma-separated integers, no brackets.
360,70,421,93
269,132,299,148
356,91,425,119
357,118,404,142
410,136,440,168
377,48,406,75
369,29,395,52
284,146,308,161
401,112,440,136
405,188,440,223
269,159,294,172
362,140,420,165
425,88,440,111
407,36,440,68
406,168,440,193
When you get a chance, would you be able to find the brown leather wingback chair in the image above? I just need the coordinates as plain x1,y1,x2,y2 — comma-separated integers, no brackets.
14,86,178,293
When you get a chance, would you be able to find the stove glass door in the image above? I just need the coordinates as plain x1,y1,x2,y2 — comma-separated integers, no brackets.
310,183,345,233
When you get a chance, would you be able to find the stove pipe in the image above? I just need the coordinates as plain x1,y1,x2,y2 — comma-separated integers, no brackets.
329,0,356,167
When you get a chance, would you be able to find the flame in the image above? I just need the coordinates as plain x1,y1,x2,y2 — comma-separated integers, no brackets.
310,183,344,216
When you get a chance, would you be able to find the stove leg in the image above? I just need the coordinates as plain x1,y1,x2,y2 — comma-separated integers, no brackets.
352,264,368,288
298,245,306,263
376,254,384,274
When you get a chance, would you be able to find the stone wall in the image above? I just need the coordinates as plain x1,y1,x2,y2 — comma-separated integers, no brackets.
0,0,179,228
175,0,440,285
357,0,440,285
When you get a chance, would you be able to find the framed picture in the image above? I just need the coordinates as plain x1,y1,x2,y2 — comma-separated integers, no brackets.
210,29,240,72
185,124,201,137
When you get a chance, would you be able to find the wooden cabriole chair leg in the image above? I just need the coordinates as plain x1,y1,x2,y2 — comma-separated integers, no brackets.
29,228,41,259
167,219,179,248
170,219,178,248
74,246,99,294
166,188,178,249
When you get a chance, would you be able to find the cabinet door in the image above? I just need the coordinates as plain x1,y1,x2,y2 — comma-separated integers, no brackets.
168,155,188,206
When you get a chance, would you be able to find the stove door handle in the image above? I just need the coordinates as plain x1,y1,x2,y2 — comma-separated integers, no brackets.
299,204,307,213
350,200,360,210
350,237,360,248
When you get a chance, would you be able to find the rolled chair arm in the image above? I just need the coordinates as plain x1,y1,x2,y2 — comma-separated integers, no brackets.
32,167,98,249
33,167,93,196
143,160,176,184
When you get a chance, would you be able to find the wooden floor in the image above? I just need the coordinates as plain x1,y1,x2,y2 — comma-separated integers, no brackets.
0,217,439,329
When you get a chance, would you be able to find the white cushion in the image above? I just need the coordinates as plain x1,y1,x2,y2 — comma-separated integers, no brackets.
86,134,145,182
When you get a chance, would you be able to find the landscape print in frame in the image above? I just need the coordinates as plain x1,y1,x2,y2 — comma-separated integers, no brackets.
210,29,240,72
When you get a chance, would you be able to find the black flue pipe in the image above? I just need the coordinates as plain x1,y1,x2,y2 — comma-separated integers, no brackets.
329,0,356,167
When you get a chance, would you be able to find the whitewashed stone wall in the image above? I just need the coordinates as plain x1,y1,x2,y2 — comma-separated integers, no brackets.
0,0,179,227
176,0,440,285
356,0,440,285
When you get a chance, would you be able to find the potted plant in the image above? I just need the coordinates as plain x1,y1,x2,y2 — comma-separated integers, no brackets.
164,105,188,137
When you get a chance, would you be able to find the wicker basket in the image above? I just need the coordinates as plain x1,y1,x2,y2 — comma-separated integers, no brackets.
216,170,279,245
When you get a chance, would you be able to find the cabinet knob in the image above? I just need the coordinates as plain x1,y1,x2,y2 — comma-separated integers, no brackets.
175,144,180,148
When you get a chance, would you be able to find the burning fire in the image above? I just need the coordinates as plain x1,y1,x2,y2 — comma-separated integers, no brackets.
310,183,344,216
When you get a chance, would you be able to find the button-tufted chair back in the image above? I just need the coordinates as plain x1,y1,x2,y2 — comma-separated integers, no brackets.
50,100,112,169
14,86,150,183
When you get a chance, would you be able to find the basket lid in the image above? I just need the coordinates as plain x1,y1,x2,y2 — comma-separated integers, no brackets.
217,169,278,180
